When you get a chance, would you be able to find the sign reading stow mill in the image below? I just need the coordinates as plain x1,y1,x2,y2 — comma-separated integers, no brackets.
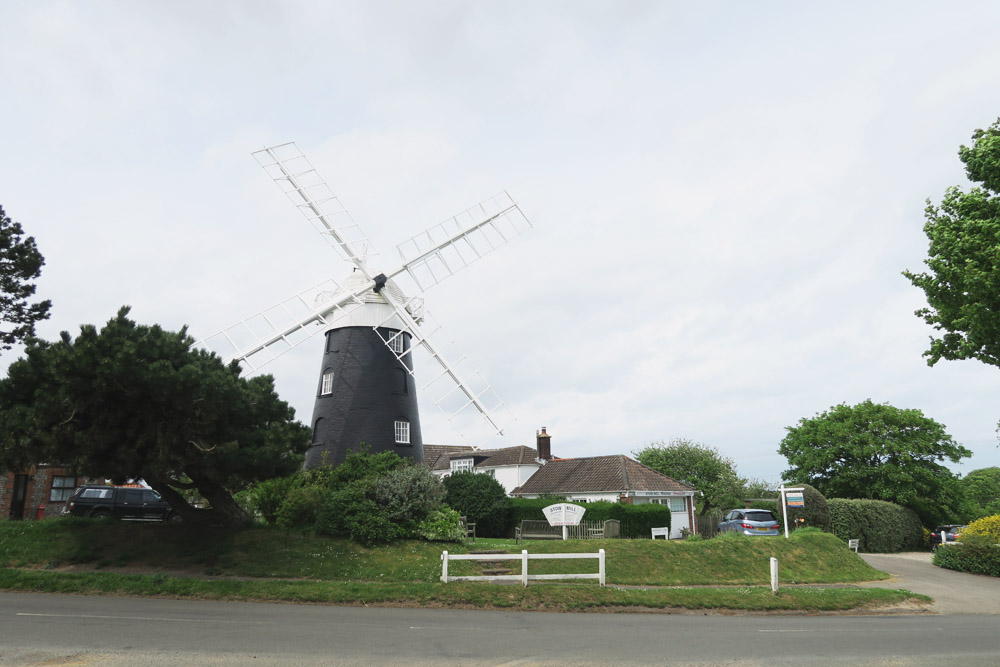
543,503,586,526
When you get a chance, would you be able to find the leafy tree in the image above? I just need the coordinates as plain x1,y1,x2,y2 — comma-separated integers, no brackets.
742,477,779,499
778,400,971,526
0,205,51,353
634,438,743,515
904,118,1000,369
443,471,511,537
962,467,1000,507
0,307,310,527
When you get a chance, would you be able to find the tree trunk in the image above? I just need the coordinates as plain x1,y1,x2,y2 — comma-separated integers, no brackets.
147,478,252,528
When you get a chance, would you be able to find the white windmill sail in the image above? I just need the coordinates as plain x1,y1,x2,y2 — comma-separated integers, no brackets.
197,142,530,450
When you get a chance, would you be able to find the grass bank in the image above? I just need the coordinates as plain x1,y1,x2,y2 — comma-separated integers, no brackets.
0,519,917,613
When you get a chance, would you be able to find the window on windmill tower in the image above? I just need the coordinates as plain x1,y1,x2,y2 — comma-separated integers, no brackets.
320,370,334,395
394,419,410,444
388,333,404,354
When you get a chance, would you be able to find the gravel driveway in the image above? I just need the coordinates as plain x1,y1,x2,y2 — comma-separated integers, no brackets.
858,552,1000,614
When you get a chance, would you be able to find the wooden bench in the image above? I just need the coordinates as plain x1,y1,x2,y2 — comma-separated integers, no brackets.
515,519,563,544
459,516,476,544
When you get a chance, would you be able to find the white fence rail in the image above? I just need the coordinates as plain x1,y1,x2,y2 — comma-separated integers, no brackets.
441,549,606,587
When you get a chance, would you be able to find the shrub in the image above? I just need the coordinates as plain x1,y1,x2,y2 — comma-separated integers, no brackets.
933,534,1000,576
509,497,565,527
443,472,512,537
788,484,831,532
247,474,303,525
828,498,923,553
346,499,400,547
416,508,465,542
962,514,1000,542
274,485,325,529
372,464,444,534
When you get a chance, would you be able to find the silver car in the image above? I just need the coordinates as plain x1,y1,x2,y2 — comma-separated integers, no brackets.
718,509,780,536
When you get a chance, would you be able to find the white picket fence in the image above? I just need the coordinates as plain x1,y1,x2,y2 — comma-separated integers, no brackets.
441,549,606,587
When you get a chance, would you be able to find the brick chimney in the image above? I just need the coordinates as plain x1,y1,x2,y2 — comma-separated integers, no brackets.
536,427,552,461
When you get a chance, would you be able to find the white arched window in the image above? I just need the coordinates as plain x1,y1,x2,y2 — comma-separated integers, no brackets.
320,370,334,395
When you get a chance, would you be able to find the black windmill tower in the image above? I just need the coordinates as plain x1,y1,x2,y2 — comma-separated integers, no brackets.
201,143,530,468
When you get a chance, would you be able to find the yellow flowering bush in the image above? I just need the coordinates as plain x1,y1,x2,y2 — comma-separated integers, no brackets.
962,514,1000,542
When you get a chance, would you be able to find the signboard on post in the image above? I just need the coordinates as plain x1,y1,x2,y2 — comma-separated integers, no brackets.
543,503,586,540
543,503,586,526
777,486,805,539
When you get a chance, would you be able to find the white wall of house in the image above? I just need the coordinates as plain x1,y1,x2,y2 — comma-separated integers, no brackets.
486,464,541,495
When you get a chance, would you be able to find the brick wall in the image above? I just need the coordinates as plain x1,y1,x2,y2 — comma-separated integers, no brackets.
1,465,86,520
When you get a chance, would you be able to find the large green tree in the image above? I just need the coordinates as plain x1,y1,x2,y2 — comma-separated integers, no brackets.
904,118,1000,368
0,307,310,527
778,400,971,525
961,467,1000,515
0,205,51,353
634,438,743,515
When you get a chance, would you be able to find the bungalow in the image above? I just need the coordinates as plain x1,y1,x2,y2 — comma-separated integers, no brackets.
512,454,699,539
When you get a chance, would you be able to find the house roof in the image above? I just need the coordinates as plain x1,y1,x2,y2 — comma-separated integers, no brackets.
512,455,696,495
422,445,475,471
422,444,548,472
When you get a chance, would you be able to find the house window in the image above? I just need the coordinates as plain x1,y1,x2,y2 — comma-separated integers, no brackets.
49,476,76,502
394,419,410,444
320,370,334,395
667,497,685,512
388,333,404,354
450,458,473,473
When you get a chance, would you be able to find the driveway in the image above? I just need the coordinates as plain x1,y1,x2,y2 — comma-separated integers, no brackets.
857,551,1000,614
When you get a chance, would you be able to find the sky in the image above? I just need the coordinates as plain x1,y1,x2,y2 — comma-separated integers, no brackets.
3,1,1000,484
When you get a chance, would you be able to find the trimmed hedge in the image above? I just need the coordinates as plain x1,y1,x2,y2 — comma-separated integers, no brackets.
828,498,924,553
507,499,670,538
933,534,1000,576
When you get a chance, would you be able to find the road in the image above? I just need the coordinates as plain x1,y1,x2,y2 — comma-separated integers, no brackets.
2,591,1000,666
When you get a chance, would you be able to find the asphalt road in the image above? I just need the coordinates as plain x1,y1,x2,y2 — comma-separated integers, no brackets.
858,551,1000,614
3,591,1000,666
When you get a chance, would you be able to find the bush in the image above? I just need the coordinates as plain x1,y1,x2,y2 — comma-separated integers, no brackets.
828,498,924,553
247,475,303,525
789,484,831,532
345,499,400,547
963,514,1000,542
372,465,444,534
443,472,512,537
933,534,1000,576
415,508,465,542
274,485,325,529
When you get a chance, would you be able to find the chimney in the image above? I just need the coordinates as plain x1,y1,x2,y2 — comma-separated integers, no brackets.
536,427,551,461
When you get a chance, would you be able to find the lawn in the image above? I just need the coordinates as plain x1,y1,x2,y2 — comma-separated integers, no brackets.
0,519,919,613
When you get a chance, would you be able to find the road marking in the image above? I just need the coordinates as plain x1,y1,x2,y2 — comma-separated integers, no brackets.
16,612,264,625
758,628,942,633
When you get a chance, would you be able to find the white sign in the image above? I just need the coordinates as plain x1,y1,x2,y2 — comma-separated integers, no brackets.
543,503,586,526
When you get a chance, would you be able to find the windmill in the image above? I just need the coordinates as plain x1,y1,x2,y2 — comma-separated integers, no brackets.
200,142,531,468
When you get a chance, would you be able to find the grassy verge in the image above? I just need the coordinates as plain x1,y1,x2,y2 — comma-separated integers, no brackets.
0,520,917,613
0,568,920,613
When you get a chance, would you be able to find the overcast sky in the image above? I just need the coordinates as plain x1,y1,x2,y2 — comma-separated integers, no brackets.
3,1,1000,483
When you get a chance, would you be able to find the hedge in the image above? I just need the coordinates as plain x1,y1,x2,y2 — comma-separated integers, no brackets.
933,535,1000,577
507,499,671,538
828,498,924,553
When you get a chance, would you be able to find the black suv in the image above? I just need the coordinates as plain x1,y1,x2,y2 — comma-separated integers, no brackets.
65,485,178,521
929,524,965,549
